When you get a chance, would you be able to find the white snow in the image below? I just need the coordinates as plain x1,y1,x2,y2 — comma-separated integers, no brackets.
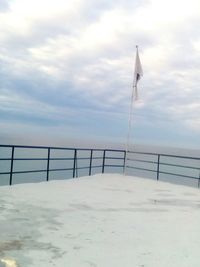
0,174,200,267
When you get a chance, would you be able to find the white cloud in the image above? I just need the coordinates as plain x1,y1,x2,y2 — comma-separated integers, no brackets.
0,0,200,145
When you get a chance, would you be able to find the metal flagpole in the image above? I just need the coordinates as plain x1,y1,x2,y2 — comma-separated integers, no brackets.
123,81,137,175
124,46,142,175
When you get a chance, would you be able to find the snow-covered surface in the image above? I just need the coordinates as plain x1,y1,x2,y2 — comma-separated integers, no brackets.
0,174,200,267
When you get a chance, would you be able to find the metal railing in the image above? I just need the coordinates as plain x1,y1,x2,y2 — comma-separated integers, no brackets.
0,145,125,185
126,151,200,187
0,144,199,187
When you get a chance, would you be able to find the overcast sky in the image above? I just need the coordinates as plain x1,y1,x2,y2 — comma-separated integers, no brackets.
0,0,200,149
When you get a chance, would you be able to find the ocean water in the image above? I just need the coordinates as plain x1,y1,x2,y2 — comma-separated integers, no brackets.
0,145,199,188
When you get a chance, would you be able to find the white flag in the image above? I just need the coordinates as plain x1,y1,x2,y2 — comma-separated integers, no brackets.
134,47,143,100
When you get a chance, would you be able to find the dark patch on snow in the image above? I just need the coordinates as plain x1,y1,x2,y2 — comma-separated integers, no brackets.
0,240,23,252
149,198,200,209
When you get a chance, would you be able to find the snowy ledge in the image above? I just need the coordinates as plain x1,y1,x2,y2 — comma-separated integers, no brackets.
0,174,200,267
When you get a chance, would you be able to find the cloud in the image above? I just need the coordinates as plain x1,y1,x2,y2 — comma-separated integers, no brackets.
0,0,200,147
0,0,10,12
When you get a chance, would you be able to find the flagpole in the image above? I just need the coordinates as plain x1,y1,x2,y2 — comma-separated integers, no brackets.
124,45,140,175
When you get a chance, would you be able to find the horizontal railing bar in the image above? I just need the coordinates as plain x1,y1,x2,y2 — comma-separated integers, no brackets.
160,154,200,161
128,151,200,161
105,157,124,160
0,144,125,152
12,157,74,161
6,168,75,175
128,151,158,156
6,157,103,161
127,158,157,164
0,157,123,161
0,165,110,176
44,157,74,161
127,158,200,171
1,144,199,160
159,162,200,170
0,156,106,161
73,165,118,171
126,166,199,180
89,165,103,169
74,165,124,170
127,166,157,173
49,168,74,172
11,169,47,174
2,167,197,179
50,156,103,161
10,158,48,161
6,158,200,167
75,166,89,170
159,171,198,180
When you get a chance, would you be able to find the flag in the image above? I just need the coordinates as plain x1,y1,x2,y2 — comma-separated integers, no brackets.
134,46,143,100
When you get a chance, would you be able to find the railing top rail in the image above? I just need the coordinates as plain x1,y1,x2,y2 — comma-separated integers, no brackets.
0,144,125,153
0,144,199,161
128,150,200,161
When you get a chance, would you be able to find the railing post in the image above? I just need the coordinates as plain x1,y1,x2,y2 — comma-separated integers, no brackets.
46,148,50,181
75,155,78,178
73,149,77,178
123,150,126,174
157,154,160,181
9,146,15,186
102,150,106,173
89,149,93,176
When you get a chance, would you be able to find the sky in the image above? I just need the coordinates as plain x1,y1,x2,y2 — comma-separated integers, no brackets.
0,0,200,150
